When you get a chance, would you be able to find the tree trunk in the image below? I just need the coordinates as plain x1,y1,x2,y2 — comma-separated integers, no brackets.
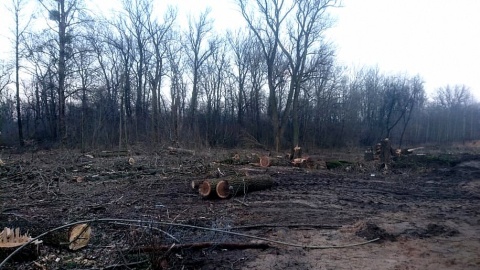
57,0,67,140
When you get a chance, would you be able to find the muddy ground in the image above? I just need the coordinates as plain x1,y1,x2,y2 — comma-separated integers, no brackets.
0,145,479,269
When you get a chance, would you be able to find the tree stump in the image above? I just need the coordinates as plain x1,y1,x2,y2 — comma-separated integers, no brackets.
42,223,92,251
380,138,392,169
290,146,302,160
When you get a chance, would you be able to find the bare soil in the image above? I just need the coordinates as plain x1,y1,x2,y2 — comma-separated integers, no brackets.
0,145,479,269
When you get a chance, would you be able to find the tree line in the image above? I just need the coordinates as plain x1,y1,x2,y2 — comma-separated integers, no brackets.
0,0,478,151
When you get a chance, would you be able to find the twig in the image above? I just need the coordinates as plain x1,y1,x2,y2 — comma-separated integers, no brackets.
233,199,249,206
102,259,149,270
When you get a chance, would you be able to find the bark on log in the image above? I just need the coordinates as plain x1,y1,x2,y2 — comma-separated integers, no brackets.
215,175,274,198
97,150,129,157
259,156,290,167
218,153,259,165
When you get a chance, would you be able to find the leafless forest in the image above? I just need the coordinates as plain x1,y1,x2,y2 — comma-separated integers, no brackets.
0,0,480,270
0,0,477,150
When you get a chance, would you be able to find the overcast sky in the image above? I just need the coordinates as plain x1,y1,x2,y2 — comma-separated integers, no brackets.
1,0,479,100
325,0,480,100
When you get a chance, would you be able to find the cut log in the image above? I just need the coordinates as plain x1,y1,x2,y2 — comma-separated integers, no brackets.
215,175,274,198
259,155,271,167
218,153,259,165
198,179,224,198
216,180,231,199
259,156,290,167
167,146,195,156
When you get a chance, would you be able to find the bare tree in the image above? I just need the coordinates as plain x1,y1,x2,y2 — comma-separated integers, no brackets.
398,75,425,147
279,0,337,147
38,0,87,141
145,6,176,142
432,85,474,143
185,9,216,136
227,29,252,127
6,0,35,146
121,0,152,137
201,38,228,146
435,84,472,109
166,35,187,145
237,0,294,151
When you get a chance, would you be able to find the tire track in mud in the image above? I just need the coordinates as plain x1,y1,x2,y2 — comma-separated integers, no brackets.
234,169,480,226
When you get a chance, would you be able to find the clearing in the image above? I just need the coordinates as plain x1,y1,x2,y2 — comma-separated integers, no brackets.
0,145,479,269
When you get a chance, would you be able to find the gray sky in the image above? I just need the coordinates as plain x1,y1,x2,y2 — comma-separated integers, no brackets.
1,0,479,100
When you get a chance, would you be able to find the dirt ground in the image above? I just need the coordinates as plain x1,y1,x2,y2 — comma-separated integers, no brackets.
0,144,479,269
